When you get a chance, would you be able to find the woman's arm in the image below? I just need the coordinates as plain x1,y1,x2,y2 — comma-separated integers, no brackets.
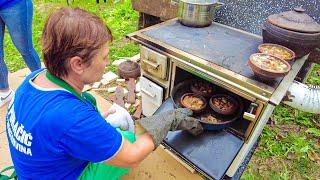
105,133,155,168
105,108,203,168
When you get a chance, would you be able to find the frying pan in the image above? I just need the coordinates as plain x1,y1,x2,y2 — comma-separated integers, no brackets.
171,79,244,131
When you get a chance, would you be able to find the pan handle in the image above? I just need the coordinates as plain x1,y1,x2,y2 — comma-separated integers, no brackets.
142,59,159,69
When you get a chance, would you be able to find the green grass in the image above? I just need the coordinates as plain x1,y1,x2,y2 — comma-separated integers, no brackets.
307,64,320,85
4,0,139,72
3,0,320,179
242,104,320,179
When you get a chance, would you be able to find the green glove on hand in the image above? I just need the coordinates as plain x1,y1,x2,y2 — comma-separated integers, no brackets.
137,108,203,148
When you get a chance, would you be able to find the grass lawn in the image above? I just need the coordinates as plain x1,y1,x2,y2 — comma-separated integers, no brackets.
3,0,320,179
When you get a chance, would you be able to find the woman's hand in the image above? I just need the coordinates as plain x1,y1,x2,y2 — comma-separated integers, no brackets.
103,103,135,132
101,108,116,118
137,108,203,148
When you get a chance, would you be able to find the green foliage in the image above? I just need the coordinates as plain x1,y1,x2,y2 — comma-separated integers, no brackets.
306,64,320,85
272,105,295,124
240,173,256,180
103,1,138,40
306,128,320,137
108,42,140,73
4,0,139,72
128,106,136,114
244,103,320,179
109,42,140,61
293,158,311,175
107,64,117,73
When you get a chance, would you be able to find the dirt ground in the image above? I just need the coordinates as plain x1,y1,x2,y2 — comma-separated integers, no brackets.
0,68,203,179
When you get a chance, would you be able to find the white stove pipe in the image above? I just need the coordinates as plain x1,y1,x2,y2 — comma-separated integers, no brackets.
283,80,320,114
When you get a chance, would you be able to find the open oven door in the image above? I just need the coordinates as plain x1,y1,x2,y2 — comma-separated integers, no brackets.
155,98,246,180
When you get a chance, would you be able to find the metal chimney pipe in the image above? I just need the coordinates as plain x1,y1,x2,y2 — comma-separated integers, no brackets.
283,80,320,114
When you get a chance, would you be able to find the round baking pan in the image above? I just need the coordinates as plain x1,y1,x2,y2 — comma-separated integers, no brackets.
180,93,207,113
209,94,239,115
171,79,244,131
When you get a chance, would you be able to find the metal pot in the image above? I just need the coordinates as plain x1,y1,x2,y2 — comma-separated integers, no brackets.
177,0,224,27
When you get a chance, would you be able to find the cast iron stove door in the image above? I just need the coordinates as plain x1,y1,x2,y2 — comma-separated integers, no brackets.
156,98,244,180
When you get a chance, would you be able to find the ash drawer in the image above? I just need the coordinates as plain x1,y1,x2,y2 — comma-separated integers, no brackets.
140,76,164,116
140,46,168,80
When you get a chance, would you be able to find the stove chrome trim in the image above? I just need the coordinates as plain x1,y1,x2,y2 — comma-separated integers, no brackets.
269,55,308,105
244,100,265,140
128,19,309,104
130,35,270,103
129,34,274,101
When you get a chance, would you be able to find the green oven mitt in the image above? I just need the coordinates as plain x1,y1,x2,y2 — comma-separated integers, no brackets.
137,108,203,148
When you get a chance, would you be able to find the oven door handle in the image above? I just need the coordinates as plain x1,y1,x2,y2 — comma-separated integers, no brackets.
243,112,256,121
142,59,159,69
141,88,156,98
243,103,258,121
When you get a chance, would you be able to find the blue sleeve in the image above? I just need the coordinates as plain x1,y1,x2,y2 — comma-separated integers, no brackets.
58,106,123,163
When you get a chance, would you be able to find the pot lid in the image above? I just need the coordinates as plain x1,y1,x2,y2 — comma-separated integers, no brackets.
267,7,320,33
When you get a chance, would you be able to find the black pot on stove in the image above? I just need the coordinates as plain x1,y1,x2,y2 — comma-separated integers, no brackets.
262,7,320,58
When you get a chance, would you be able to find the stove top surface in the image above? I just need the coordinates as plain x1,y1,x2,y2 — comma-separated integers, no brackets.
142,20,285,89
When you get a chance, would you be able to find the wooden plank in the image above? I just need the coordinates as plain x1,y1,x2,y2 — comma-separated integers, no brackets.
132,0,178,20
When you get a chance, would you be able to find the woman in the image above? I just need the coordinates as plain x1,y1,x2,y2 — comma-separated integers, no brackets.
0,0,41,107
6,7,202,179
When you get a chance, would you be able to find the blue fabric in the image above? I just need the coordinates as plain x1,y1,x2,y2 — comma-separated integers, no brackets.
6,69,123,179
0,0,22,10
0,0,41,89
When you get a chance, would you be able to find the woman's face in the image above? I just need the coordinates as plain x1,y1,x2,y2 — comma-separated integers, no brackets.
82,42,110,84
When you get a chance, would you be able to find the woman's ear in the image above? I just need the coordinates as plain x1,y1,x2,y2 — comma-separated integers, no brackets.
69,56,85,75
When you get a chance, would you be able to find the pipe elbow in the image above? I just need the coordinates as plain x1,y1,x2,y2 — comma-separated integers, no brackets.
283,81,320,114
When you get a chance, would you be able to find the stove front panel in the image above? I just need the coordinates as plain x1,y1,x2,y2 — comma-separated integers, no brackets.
156,98,244,180
164,130,244,180
142,21,283,89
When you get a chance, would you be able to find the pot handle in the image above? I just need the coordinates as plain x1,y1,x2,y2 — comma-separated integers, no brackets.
215,2,225,8
293,7,305,13
142,59,159,69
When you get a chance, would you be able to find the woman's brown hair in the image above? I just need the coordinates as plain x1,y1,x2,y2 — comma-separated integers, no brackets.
41,7,113,78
